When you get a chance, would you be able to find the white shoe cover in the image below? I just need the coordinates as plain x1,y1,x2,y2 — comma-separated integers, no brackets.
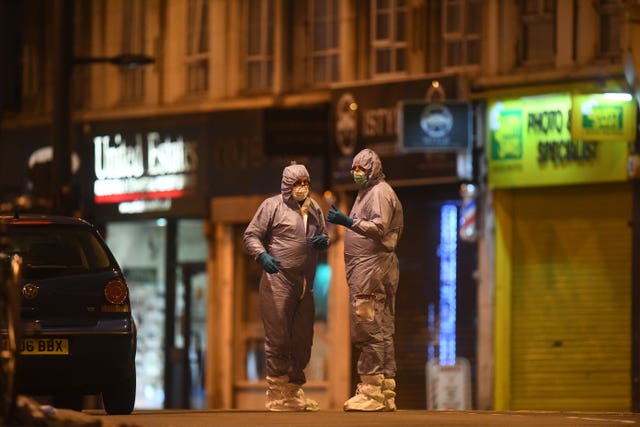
382,378,396,411
343,374,386,412
265,376,319,411
288,384,319,411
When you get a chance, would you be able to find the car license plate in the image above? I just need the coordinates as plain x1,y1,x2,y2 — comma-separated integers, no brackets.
2,338,69,355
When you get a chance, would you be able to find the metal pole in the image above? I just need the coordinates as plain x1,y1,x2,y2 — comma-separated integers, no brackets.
164,219,177,408
51,0,73,214
182,264,193,409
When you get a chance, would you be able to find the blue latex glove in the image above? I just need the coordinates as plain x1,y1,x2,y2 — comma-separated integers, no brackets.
311,235,329,250
258,252,281,274
326,204,353,228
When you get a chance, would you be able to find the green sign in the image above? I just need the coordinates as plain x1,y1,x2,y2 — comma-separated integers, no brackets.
571,93,637,141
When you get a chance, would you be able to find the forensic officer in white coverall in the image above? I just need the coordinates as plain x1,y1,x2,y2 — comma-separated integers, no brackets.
243,163,330,411
326,148,404,412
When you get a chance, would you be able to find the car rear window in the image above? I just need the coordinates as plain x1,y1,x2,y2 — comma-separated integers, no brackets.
6,225,113,277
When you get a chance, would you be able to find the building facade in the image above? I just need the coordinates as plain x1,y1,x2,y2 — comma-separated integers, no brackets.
1,0,639,412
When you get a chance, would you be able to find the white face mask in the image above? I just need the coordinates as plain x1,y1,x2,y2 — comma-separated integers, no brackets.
292,185,309,202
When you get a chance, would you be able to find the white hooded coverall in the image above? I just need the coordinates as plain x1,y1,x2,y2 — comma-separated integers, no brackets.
344,149,404,379
243,164,329,387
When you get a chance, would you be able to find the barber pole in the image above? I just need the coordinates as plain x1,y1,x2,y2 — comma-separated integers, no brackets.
459,183,477,242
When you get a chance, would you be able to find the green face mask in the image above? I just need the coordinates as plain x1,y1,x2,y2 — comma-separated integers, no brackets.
353,171,368,185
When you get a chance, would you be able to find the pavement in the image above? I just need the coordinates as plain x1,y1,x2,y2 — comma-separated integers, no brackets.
7,398,640,427
91,408,640,427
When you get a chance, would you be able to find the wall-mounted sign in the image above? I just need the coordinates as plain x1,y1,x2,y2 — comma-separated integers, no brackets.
400,101,471,152
93,132,199,204
571,93,637,142
329,76,461,187
488,93,629,188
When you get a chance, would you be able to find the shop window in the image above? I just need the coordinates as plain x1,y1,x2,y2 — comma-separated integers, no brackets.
518,0,556,67
442,0,481,69
236,233,266,383
306,259,330,382
175,219,208,408
309,0,340,85
370,0,407,76
236,227,330,384
186,0,210,95
245,0,274,91
105,220,167,409
120,0,146,103
597,0,623,60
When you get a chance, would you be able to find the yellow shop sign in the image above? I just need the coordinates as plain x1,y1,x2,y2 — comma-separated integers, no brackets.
488,93,630,189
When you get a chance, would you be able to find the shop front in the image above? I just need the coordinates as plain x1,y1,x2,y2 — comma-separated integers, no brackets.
84,114,210,410
487,88,637,411
329,75,479,409
205,107,331,409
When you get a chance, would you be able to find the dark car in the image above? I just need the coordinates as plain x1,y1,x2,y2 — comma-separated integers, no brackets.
0,214,136,415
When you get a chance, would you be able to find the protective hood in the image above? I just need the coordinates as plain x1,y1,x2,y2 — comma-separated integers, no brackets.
352,148,384,187
281,164,310,203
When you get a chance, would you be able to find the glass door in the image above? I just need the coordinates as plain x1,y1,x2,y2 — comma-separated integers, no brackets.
174,219,208,409
105,220,167,409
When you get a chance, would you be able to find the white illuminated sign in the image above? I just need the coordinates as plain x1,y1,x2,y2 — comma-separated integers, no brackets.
118,199,172,214
93,132,198,204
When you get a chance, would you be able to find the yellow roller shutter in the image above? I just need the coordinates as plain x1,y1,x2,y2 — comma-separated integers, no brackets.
510,183,631,411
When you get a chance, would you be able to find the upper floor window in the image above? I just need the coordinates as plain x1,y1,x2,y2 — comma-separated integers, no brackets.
370,0,407,76
121,0,146,103
309,0,340,84
21,7,46,114
72,0,92,110
186,0,210,95
519,0,556,66
442,0,481,69
597,0,623,60
246,0,274,91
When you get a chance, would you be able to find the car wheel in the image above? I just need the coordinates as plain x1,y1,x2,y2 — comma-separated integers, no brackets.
102,369,135,415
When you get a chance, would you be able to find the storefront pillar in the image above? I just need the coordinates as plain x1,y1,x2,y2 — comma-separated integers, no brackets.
628,7,640,411
206,222,234,409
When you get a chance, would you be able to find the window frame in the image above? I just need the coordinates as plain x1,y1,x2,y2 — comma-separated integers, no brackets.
370,0,408,77
518,0,557,67
185,0,210,96
120,0,147,104
244,0,274,92
308,0,340,85
596,0,624,61
442,0,482,70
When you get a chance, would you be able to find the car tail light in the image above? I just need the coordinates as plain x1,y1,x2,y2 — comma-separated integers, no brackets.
103,279,129,312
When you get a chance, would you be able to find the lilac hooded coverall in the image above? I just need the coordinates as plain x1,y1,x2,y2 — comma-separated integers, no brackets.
344,149,404,378
243,164,329,385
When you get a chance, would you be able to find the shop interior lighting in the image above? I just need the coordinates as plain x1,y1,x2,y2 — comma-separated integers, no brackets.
438,204,458,367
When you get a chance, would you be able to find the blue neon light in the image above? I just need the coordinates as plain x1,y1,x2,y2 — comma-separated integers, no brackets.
438,204,457,366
